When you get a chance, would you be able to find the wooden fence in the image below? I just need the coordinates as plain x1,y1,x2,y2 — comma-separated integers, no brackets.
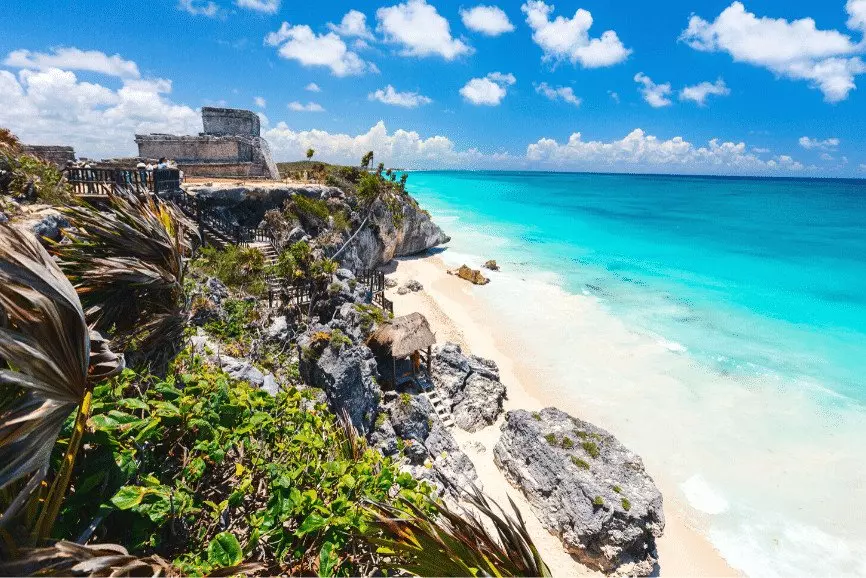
66,167,181,196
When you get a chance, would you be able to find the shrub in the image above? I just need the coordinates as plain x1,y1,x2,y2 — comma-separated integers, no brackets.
354,303,386,333
329,328,352,350
561,436,574,449
291,194,330,222
621,498,632,511
204,298,257,341
332,210,350,232
571,456,590,470
196,245,267,297
582,440,600,459
532,412,541,421
544,433,557,446
400,392,412,406
593,496,604,507
613,485,622,494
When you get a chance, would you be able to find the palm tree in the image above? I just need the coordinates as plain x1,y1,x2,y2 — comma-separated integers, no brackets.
361,151,374,170
50,191,197,362
0,224,124,541
306,148,315,161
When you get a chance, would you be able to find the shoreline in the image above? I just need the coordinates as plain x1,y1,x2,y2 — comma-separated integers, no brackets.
388,253,739,577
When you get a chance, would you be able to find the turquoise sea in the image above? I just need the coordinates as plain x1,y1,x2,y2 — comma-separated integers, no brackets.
404,171,866,577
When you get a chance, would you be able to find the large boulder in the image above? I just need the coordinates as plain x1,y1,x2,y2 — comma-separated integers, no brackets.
431,343,505,432
450,265,489,286
494,408,665,576
297,332,381,436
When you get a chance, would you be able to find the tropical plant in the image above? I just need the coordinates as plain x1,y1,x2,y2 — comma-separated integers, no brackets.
369,483,551,577
0,224,124,542
50,192,197,361
196,244,268,297
306,148,315,160
0,128,69,203
331,173,383,260
361,151,374,170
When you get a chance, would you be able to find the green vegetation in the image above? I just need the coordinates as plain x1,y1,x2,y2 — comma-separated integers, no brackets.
570,456,591,470
613,485,622,494
195,244,268,297
204,298,258,341
593,496,604,507
621,498,632,511
561,436,574,449
544,433,557,446
291,194,331,222
0,128,70,204
354,303,386,333
582,440,600,459
532,411,542,420
400,392,412,406
329,328,352,349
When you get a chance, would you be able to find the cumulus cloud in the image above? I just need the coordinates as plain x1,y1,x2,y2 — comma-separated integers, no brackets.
305,82,321,92
680,1,866,102
799,136,840,150
0,56,200,158
377,0,472,60
368,85,432,107
4,48,141,79
178,0,221,17
235,0,279,14
254,96,266,108
263,120,507,169
634,73,672,107
525,128,805,174
288,101,325,112
520,1,630,68
328,10,374,40
265,23,375,76
534,82,581,106
680,78,731,105
460,72,516,105
460,5,515,36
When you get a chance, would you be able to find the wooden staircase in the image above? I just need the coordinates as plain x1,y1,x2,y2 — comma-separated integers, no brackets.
422,387,454,429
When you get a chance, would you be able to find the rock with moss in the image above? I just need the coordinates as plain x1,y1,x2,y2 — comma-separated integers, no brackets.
493,407,665,576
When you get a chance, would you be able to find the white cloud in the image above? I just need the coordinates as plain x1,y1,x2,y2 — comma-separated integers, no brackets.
860,163,866,172
0,58,200,159
4,48,140,79
680,2,866,102
634,72,672,107
254,96,266,108
235,0,279,14
526,128,806,174
288,101,325,112
460,5,515,36
368,85,432,107
534,82,581,106
328,10,374,40
305,82,321,92
178,0,221,17
799,136,840,150
265,23,375,76
608,90,620,103
460,72,516,105
520,1,630,68
680,78,731,105
377,0,472,60
820,152,835,161
263,120,504,169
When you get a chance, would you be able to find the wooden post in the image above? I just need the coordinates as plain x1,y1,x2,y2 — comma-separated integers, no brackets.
427,346,432,379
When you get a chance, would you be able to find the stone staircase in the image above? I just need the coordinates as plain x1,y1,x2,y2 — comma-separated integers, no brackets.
422,388,454,429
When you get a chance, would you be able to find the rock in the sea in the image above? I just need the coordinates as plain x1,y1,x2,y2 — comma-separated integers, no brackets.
483,259,500,271
494,408,665,576
450,264,490,285
432,343,505,432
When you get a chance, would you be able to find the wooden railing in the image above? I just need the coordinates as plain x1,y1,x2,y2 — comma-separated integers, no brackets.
66,167,181,196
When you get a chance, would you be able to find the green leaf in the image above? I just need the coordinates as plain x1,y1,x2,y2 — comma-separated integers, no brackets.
297,513,328,537
111,486,146,510
318,541,339,577
207,531,243,567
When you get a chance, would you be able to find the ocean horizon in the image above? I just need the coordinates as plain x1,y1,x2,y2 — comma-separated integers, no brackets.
405,170,866,577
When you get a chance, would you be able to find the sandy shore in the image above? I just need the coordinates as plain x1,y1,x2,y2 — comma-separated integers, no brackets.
387,253,739,577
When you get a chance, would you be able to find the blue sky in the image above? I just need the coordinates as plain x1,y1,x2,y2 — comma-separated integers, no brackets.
1,0,865,176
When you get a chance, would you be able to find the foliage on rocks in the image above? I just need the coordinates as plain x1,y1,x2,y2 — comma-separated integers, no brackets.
195,245,268,297
0,128,70,204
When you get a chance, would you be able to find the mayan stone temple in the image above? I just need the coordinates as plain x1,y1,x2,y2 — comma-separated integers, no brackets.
135,107,279,179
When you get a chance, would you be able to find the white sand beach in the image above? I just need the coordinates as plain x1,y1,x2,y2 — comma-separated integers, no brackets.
387,254,739,577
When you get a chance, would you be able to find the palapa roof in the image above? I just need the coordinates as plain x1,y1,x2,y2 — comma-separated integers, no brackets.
366,312,436,359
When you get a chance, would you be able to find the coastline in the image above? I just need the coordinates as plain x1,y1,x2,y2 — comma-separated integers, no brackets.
387,253,738,577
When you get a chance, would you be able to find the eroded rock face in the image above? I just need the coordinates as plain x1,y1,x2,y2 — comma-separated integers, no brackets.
494,408,665,576
432,343,505,432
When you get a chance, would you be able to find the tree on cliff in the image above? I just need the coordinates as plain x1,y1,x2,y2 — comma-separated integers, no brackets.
306,148,315,161
361,151,374,170
331,172,382,260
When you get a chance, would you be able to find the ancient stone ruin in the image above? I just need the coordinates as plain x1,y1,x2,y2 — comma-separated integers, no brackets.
135,107,279,180
22,145,76,168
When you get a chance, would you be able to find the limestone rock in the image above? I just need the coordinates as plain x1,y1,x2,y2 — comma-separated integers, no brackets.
266,315,289,341
450,265,490,285
28,208,69,241
397,279,423,295
384,276,398,288
483,259,500,271
431,343,506,432
494,408,665,576
386,391,433,442
219,356,280,397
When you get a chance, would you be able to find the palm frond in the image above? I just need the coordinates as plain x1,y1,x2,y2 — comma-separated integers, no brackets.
368,482,551,577
0,540,265,577
51,191,199,357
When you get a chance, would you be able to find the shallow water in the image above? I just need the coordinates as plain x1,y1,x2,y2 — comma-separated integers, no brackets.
405,171,866,577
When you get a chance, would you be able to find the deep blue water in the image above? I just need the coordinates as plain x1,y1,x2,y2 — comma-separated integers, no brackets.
406,171,866,404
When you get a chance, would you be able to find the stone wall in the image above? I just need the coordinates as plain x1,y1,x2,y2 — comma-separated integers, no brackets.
22,145,76,167
202,107,260,137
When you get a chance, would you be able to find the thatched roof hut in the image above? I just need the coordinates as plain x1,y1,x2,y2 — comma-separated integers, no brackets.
367,312,436,359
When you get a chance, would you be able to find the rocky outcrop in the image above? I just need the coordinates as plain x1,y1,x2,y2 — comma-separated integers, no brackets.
431,343,505,432
397,279,423,295
22,207,69,242
483,259,499,271
450,265,490,286
494,408,665,576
